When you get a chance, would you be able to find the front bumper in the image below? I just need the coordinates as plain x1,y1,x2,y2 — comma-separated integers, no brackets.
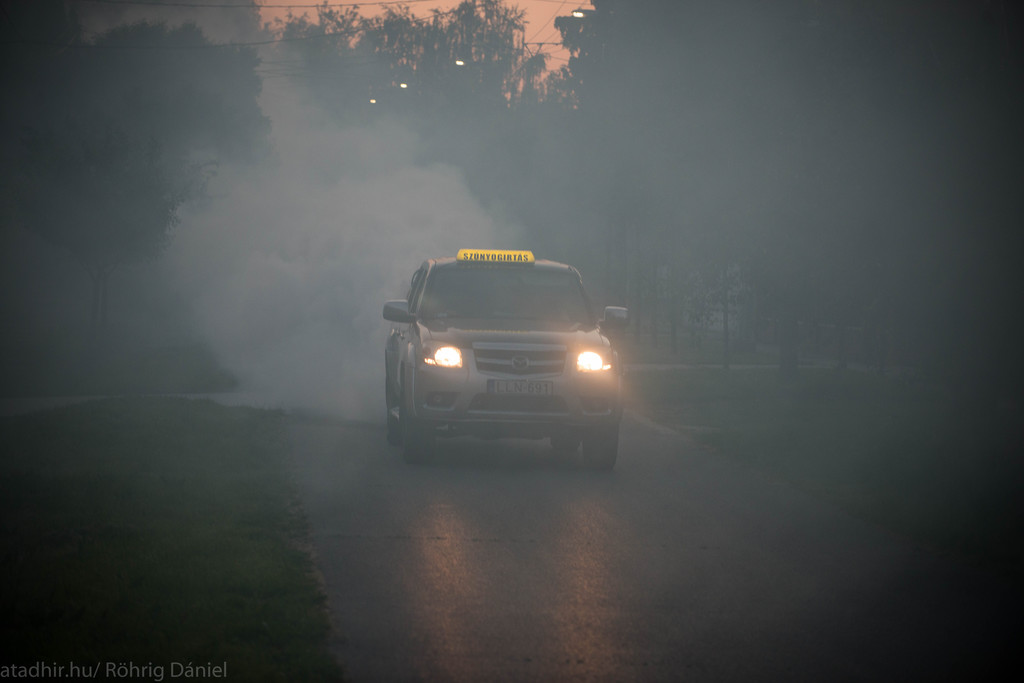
409,346,622,439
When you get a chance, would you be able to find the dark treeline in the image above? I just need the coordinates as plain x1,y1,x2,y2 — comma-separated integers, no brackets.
593,0,1023,402
280,0,1023,401
544,0,1024,403
2,0,1022,404
1,0,268,334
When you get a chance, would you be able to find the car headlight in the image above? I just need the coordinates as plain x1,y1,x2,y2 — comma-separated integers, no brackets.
577,350,611,372
424,346,462,368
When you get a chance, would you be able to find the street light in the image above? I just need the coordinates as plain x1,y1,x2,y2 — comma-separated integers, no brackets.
455,59,465,66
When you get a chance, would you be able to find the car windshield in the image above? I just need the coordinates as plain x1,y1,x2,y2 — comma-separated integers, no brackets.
418,267,594,325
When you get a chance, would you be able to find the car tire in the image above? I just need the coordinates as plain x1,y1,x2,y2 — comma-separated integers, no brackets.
385,374,402,446
400,377,434,464
582,422,619,470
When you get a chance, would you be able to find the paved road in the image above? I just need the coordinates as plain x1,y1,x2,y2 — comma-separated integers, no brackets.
293,413,1018,682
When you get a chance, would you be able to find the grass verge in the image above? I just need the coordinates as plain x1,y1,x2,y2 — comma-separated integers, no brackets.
0,397,343,681
628,367,1024,581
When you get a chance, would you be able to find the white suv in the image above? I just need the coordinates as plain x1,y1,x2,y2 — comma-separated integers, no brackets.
383,250,628,469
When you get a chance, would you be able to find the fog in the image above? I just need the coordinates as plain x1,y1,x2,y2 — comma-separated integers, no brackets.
3,4,1023,677
164,80,517,417
2,0,1022,409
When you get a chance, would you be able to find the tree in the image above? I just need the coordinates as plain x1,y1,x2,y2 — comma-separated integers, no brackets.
84,20,269,164
548,0,1024,397
17,123,191,331
2,5,267,335
278,0,529,120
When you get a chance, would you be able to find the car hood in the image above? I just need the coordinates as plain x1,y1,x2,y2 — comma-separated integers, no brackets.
421,319,610,350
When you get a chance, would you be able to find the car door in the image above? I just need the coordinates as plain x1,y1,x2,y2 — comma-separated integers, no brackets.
385,266,426,401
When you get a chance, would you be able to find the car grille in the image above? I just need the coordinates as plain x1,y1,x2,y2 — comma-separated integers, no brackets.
473,343,566,376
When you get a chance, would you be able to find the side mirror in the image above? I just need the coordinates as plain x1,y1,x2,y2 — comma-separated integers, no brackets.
383,300,416,323
601,306,629,330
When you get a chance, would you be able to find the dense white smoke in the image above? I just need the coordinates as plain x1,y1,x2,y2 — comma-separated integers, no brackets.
164,81,516,419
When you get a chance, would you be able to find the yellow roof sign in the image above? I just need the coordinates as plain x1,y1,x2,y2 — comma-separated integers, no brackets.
456,249,535,264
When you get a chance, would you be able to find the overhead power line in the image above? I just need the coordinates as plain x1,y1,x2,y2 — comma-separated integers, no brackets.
6,5,465,50
70,0,439,8
14,2,572,58
527,0,565,43
7,28,359,50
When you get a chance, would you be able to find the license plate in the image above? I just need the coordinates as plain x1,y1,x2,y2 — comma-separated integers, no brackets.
487,380,554,396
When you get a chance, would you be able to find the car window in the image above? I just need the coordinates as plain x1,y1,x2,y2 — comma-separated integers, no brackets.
408,267,427,312
419,268,594,324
